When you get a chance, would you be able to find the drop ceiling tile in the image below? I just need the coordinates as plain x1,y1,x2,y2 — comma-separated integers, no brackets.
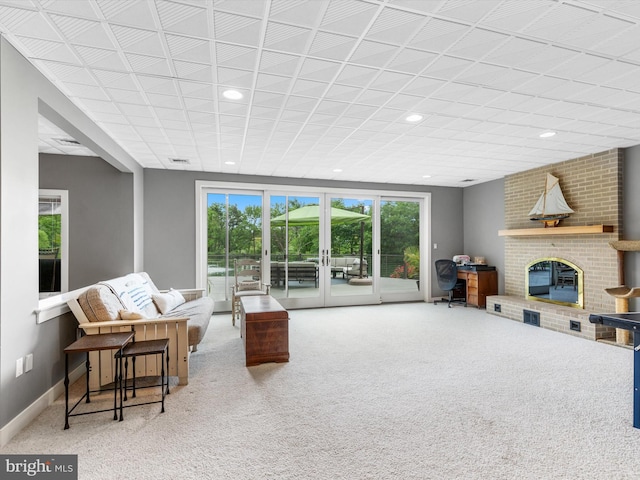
179,81,214,99
63,82,110,101
93,70,138,90
111,25,164,57
16,36,79,63
119,103,154,117
96,0,157,30
252,91,287,109
146,93,182,109
75,45,128,70
0,6,60,41
481,0,551,31
184,97,216,112
165,34,211,63
215,42,258,70
421,55,474,81
259,50,301,76
357,88,396,106
365,7,426,45
264,22,313,54
410,17,472,53
308,30,358,61
324,83,362,102
125,53,172,76
250,106,280,119
76,97,122,114
319,0,379,36
136,75,178,95
349,39,399,68
49,14,115,49
522,2,597,41
368,70,414,92
173,60,213,82
156,0,209,37
216,67,254,88
270,0,326,28
290,78,329,97
213,11,262,47
298,57,342,81
446,28,509,60
386,47,438,74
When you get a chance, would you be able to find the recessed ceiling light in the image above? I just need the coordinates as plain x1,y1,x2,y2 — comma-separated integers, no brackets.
406,114,423,122
333,168,343,173
224,161,236,165
422,175,431,178
539,131,556,138
222,89,243,100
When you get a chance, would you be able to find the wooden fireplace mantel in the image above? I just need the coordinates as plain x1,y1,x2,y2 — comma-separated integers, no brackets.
498,225,614,237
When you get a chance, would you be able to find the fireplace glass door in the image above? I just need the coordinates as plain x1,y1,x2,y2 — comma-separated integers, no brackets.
526,258,583,308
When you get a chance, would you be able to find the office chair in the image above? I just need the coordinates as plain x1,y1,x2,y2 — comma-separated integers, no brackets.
433,259,467,308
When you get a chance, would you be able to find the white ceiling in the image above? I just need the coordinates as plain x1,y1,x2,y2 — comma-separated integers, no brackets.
2,0,640,187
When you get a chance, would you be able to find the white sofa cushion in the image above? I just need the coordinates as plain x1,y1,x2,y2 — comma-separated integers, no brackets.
153,289,186,315
100,273,159,318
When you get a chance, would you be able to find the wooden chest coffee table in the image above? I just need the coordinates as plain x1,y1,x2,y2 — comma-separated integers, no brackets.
240,295,289,367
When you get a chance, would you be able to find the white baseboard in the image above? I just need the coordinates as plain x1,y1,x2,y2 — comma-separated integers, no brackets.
0,365,84,447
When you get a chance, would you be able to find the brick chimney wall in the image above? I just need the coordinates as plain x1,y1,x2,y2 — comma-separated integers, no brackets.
503,148,623,313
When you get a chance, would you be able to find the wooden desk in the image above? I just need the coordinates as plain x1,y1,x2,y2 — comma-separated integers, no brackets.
457,268,498,308
241,295,289,367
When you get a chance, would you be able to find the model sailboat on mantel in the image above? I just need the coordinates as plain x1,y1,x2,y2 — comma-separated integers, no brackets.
529,173,574,227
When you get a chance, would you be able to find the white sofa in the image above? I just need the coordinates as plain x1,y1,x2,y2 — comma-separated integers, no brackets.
67,272,213,389
330,257,368,278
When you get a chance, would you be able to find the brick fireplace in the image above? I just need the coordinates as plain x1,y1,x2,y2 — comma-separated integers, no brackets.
487,149,623,341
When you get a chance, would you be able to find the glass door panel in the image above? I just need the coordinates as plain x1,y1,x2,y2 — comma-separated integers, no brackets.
270,194,321,308
206,192,262,308
380,198,422,301
326,196,375,304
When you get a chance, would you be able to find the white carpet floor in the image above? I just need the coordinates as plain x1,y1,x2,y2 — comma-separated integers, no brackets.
2,302,640,479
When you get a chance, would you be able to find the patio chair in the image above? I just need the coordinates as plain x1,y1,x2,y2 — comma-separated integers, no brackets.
231,259,270,326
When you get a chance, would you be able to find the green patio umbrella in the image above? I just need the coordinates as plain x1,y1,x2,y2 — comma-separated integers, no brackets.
271,205,369,226
271,205,370,278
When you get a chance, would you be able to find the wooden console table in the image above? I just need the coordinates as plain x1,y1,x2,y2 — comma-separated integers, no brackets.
240,295,289,367
457,267,498,308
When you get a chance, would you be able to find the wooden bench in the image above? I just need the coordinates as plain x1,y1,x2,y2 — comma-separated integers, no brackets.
240,296,289,367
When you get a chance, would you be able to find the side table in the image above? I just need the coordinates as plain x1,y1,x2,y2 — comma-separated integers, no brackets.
64,331,134,429
115,338,170,413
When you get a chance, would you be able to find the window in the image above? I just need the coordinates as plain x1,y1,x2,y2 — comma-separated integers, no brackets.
39,189,68,298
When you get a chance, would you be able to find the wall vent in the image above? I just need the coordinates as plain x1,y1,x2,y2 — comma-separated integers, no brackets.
570,320,581,332
523,309,540,326
494,304,501,313
54,138,81,146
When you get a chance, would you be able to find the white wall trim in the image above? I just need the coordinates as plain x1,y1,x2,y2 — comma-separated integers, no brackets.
0,364,84,447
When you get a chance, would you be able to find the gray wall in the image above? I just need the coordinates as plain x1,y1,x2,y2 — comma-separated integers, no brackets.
143,169,464,297
0,38,142,435
463,178,506,293
39,154,135,289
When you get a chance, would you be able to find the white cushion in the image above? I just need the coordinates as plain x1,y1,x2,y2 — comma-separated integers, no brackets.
119,310,146,320
238,280,261,291
152,289,186,315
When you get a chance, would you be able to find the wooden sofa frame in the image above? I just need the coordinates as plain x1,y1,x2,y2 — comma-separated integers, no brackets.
67,288,203,390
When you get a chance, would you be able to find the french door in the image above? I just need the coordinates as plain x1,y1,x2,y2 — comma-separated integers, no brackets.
267,192,379,310
197,182,429,313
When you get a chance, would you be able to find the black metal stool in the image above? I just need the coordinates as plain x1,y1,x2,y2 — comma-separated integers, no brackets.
115,338,170,413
